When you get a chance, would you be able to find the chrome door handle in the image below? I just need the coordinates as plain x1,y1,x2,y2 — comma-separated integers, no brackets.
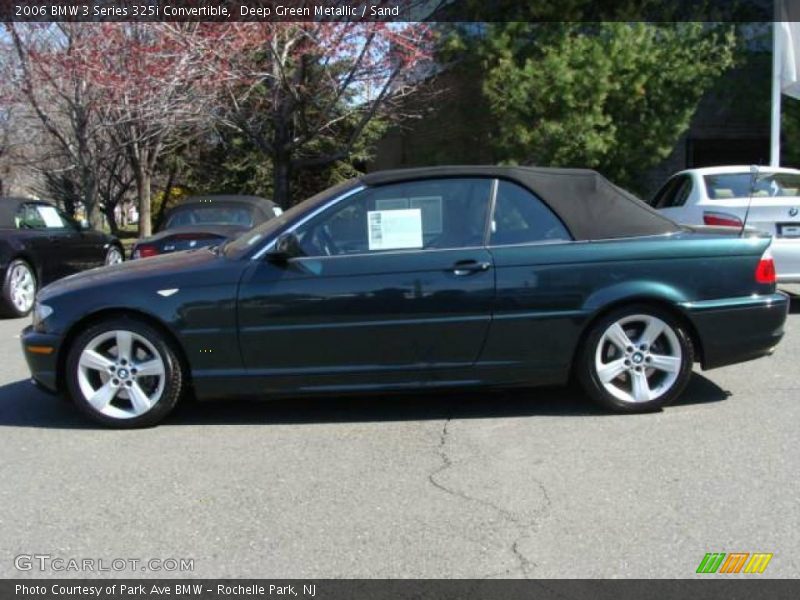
451,260,491,276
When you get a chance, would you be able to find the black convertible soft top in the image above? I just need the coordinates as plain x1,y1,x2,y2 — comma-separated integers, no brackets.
175,194,276,211
360,166,680,241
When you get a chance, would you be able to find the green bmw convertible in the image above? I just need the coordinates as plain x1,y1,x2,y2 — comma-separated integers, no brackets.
22,166,789,427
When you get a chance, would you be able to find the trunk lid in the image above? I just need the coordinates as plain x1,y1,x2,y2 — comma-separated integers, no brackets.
743,196,800,239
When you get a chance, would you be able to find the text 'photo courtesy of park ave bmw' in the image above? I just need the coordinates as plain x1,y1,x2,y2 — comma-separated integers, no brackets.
3,0,800,587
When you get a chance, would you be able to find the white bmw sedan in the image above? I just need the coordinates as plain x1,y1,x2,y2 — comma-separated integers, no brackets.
650,165,800,283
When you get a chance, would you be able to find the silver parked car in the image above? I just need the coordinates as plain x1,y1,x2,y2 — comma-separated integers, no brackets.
650,166,800,283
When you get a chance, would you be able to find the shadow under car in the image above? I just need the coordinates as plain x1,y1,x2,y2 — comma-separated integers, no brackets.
0,374,732,430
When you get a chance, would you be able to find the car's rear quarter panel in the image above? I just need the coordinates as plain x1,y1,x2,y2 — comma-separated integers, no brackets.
482,233,781,380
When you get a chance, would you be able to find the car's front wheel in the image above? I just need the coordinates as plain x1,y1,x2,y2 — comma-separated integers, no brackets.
65,318,184,427
1,259,37,318
578,305,694,412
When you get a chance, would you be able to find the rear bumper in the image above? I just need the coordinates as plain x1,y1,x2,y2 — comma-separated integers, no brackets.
20,325,61,393
681,292,789,370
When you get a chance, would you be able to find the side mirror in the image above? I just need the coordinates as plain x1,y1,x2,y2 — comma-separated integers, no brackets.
267,232,303,262
79,219,90,231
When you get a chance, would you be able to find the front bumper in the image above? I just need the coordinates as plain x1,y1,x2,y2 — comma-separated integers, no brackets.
20,325,61,393
681,292,790,370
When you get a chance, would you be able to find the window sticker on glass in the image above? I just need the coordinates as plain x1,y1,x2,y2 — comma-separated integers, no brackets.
367,209,423,251
36,205,65,228
375,198,410,211
410,196,443,234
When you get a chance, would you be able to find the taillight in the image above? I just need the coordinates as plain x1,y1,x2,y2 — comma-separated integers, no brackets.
133,244,159,259
755,250,776,284
703,211,743,228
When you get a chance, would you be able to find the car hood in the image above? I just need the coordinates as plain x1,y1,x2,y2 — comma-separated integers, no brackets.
38,248,224,301
137,224,249,244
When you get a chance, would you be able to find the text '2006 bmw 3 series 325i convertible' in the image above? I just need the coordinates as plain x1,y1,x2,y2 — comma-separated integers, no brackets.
21,166,789,427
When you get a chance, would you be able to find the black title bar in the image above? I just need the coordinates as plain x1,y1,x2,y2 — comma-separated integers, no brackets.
0,0,785,23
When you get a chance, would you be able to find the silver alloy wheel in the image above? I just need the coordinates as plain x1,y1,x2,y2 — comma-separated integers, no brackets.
594,314,682,404
9,263,36,313
77,330,166,419
105,247,123,265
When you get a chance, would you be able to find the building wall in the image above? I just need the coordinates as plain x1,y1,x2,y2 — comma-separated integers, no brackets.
370,68,494,171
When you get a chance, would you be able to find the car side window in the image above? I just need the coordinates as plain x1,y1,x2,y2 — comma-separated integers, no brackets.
665,176,692,208
650,177,679,208
651,175,692,209
14,206,32,229
672,177,693,207
16,203,72,230
293,178,493,257
16,204,47,230
489,181,571,246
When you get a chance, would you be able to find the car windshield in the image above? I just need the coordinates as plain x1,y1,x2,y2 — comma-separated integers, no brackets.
704,172,800,199
223,179,359,258
165,204,255,228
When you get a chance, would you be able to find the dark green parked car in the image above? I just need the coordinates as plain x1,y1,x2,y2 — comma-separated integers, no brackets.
22,166,789,427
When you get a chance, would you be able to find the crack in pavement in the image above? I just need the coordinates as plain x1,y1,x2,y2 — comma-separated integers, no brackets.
427,415,552,578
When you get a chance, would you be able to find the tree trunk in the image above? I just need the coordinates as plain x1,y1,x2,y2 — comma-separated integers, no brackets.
273,153,292,209
88,202,104,231
81,166,103,230
63,197,77,218
136,169,152,238
103,202,119,235
154,164,178,232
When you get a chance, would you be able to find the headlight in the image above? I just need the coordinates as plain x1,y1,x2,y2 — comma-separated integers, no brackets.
32,302,53,328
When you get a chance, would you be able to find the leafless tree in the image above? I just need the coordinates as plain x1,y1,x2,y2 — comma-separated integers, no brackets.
187,20,435,207
6,23,111,226
86,23,215,237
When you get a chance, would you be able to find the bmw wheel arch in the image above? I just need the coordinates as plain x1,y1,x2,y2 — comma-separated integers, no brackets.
65,317,184,427
578,304,694,412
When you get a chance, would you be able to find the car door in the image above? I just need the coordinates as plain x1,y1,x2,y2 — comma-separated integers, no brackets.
56,209,107,269
237,178,496,391
480,180,577,380
74,226,112,268
25,203,90,276
16,203,85,282
13,203,58,284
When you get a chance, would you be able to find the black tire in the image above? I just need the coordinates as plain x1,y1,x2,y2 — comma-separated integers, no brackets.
577,304,694,413
65,317,184,428
104,245,124,266
1,259,37,318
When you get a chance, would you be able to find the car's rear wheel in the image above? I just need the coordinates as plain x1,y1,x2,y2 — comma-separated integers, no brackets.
1,259,37,318
65,318,183,427
104,246,124,266
578,305,694,412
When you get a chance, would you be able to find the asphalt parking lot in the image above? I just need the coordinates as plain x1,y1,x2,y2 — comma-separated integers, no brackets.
1,290,799,579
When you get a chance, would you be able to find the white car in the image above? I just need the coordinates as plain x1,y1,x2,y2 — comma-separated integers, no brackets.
650,165,800,283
